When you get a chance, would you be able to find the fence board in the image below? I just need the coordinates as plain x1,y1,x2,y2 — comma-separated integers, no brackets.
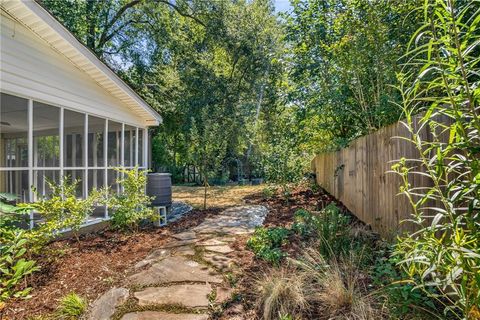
311,115,452,238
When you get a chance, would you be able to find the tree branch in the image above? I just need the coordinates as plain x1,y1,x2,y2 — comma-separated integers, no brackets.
98,0,142,50
156,0,206,27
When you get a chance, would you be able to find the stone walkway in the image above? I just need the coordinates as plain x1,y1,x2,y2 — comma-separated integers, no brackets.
87,205,268,320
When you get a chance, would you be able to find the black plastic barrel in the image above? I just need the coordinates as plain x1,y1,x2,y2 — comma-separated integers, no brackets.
146,173,172,207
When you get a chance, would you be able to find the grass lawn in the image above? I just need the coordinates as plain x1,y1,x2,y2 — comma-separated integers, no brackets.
172,185,264,208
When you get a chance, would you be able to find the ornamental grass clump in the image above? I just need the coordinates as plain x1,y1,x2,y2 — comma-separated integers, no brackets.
392,0,480,317
55,292,87,319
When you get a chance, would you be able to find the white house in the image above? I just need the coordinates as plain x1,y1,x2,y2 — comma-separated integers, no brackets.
0,1,162,225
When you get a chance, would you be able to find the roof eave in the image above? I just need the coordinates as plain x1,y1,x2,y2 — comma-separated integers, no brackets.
1,0,162,126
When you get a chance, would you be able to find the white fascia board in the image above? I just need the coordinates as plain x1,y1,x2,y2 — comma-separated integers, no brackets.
1,0,162,126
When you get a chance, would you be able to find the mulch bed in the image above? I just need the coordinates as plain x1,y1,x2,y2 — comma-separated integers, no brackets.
220,185,345,319
4,186,345,320
3,208,221,320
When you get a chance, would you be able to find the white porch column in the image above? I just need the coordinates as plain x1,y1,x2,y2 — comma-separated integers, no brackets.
28,99,33,229
83,114,88,198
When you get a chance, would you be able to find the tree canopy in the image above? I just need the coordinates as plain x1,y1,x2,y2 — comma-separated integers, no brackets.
41,0,425,183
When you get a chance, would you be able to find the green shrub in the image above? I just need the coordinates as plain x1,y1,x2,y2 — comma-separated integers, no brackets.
55,292,87,319
247,227,290,264
371,248,438,318
0,229,39,302
292,205,355,258
262,186,275,199
18,177,99,247
106,167,154,231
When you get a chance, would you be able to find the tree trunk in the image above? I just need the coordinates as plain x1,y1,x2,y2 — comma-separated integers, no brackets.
86,0,96,51
203,177,207,210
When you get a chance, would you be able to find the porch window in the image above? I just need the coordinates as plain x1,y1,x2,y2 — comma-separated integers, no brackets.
0,92,149,225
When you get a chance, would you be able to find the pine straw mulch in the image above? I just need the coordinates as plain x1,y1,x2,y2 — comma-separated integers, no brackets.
3,207,221,320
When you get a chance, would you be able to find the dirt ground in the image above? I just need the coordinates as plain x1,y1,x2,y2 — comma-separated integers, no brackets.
173,185,264,208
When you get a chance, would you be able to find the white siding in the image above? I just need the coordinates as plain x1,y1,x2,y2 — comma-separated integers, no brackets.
0,13,146,127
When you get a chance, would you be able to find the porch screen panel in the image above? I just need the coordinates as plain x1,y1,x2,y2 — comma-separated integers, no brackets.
33,170,60,198
0,93,29,201
88,116,105,167
33,102,60,167
107,121,122,166
0,93,29,168
107,169,120,194
65,169,84,198
124,125,136,167
64,110,85,167
0,170,29,202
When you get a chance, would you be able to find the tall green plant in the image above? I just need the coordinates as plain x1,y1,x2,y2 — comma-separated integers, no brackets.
107,167,154,231
0,229,39,302
393,0,480,318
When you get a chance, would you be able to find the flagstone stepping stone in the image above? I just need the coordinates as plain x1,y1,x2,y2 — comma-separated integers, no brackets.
192,205,268,235
203,252,234,270
197,238,227,246
217,236,236,243
172,245,196,256
121,311,208,320
88,287,129,320
172,231,197,241
134,283,212,308
162,239,196,248
205,245,234,254
135,249,171,269
128,256,222,286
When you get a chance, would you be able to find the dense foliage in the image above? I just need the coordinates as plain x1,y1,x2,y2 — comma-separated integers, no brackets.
40,0,426,184
393,0,480,318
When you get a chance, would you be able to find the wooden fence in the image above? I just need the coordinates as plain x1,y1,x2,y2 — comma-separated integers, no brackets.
311,115,451,238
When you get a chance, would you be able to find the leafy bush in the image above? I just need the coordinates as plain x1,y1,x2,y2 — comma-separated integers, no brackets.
393,0,480,317
18,177,99,247
55,292,87,319
247,227,290,264
262,186,275,199
0,229,39,302
106,167,154,231
292,205,356,258
371,248,438,317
